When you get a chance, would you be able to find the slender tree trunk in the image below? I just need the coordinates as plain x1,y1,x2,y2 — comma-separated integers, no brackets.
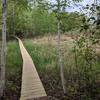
0,0,7,97
94,0,97,4
56,0,66,94
57,19,66,94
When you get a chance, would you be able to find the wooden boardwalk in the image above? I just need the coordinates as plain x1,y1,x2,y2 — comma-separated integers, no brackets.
17,38,47,100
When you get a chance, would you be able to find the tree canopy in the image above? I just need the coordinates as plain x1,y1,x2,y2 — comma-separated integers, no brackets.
0,0,84,37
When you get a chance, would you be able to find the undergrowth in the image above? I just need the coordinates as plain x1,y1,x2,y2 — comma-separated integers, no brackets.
24,39,100,100
4,40,22,100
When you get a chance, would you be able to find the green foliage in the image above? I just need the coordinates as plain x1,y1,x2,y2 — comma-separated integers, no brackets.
23,39,70,99
23,40,57,71
24,38,100,100
6,0,29,35
61,12,83,32
73,35,100,100
73,1,100,99
5,40,22,100
30,8,57,36
0,0,85,37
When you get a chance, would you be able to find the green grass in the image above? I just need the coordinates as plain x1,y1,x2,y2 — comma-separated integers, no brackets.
4,40,22,100
24,40,57,72
23,39,78,100
24,40,64,99
24,39,100,100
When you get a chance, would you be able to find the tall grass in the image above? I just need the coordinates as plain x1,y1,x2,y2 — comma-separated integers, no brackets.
24,39,100,100
24,40,57,72
23,39,73,99
4,40,22,100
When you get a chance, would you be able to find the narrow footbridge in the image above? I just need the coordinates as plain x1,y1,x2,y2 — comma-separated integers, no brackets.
17,38,47,100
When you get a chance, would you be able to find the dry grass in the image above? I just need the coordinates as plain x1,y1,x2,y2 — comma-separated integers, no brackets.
32,34,73,45
23,35,100,100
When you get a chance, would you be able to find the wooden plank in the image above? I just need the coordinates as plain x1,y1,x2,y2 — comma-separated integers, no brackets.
18,38,47,100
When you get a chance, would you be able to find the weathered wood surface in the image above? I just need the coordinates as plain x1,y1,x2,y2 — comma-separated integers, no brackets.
18,38,47,100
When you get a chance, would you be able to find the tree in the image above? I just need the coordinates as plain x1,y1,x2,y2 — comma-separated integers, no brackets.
61,12,83,32
36,0,83,94
0,0,7,97
6,0,29,36
37,0,67,94
73,0,100,99
55,0,67,94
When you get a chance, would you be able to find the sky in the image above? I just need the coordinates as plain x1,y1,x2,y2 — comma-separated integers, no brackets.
51,0,94,12
66,0,94,12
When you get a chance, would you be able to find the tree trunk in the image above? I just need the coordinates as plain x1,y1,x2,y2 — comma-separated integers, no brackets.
0,0,7,97
57,19,66,94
